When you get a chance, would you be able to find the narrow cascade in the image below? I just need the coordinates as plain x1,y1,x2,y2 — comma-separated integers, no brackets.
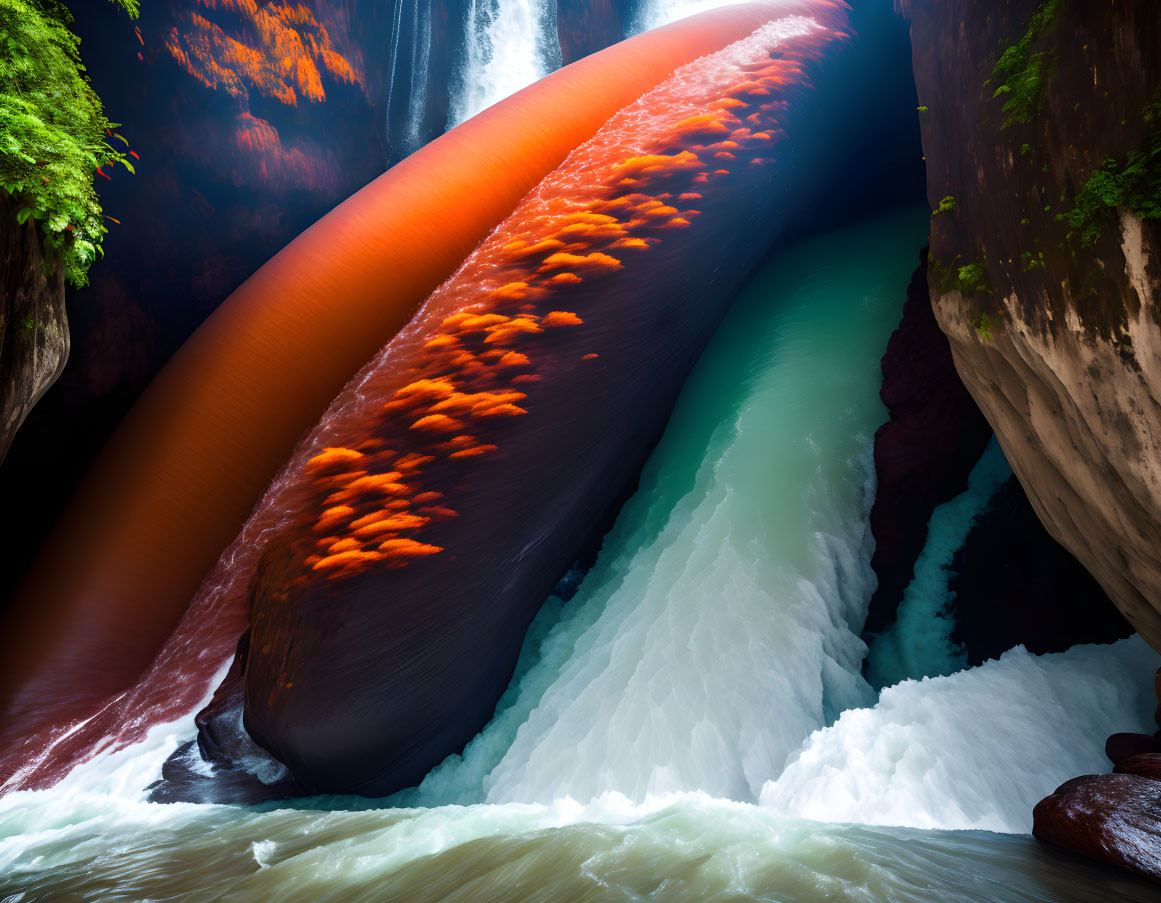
385,0,435,156
406,0,434,151
452,0,561,124
393,206,928,808
865,437,1013,688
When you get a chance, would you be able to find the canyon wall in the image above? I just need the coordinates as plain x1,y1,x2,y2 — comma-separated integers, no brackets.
0,196,67,466
906,0,1161,651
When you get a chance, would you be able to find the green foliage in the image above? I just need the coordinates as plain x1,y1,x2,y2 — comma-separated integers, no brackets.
917,105,929,114
990,0,1063,128
956,262,988,294
0,0,137,287
1021,249,1045,271
933,195,957,215
1060,97,1161,246
930,257,990,296
974,312,995,341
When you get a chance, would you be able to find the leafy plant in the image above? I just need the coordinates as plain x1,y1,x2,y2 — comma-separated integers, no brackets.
990,0,1063,128
1,0,138,287
930,257,990,296
974,312,995,341
1060,96,1161,246
933,195,957,215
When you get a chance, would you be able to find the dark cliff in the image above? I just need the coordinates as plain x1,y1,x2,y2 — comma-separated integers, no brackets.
905,0,1161,650
0,195,67,465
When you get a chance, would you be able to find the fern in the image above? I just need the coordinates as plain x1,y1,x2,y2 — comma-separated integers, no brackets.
0,0,137,287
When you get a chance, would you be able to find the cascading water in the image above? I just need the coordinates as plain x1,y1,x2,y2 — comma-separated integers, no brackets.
393,206,923,809
4,206,1157,901
450,0,561,123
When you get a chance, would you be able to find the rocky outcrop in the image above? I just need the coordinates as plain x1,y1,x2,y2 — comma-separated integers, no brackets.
905,0,1161,650
0,195,68,466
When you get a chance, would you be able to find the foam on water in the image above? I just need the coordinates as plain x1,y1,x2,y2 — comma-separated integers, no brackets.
761,636,1159,833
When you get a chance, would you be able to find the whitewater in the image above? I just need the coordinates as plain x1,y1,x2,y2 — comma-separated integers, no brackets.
3,207,1158,901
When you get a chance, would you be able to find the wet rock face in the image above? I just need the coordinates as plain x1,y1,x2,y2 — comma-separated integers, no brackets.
1034,773,1161,885
906,0,1161,649
0,195,68,466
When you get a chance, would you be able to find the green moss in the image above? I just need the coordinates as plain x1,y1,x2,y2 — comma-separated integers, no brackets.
917,105,929,113
1061,96,1161,247
990,0,1063,128
1,0,138,287
933,195,957,215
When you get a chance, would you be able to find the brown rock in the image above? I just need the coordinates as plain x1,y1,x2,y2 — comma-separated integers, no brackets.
1034,773,1161,884
1116,754,1161,783
0,193,68,465
1108,733,1161,766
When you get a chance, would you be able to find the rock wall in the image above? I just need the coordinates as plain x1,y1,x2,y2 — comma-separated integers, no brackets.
0,196,67,466
906,0,1161,651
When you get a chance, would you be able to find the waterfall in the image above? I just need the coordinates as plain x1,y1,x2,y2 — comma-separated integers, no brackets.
385,0,434,156
3,207,1158,903
762,636,1158,833
406,0,433,150
451,0,561,124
